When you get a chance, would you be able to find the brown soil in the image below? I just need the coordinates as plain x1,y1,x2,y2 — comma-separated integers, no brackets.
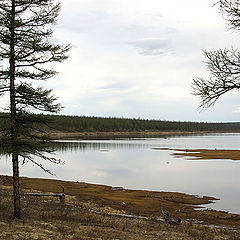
1,175,240,239
153,148,240,161
1,175,240,226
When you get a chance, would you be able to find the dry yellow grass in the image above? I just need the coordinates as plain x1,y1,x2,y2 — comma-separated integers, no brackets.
0,175,240,239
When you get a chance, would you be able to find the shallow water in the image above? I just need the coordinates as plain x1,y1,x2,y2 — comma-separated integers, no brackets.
1,133,240,214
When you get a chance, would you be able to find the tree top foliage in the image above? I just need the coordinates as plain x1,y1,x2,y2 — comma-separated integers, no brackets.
218,0,240,30
0,0,70,172
192,0,240,110
0,0,70,85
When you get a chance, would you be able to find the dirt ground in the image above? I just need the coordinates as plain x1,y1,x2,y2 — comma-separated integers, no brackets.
1,175,240,239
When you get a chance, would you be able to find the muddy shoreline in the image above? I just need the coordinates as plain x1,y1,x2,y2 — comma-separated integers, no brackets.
1,175,240,228
49,130,238,140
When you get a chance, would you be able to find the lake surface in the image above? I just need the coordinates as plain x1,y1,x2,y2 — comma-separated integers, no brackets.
1,133,240,214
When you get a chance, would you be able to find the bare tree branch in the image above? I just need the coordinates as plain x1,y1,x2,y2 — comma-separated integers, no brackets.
193,1,240,109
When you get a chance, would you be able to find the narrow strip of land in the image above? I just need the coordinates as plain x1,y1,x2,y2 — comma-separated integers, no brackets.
49,131,234,139
153,148,240,160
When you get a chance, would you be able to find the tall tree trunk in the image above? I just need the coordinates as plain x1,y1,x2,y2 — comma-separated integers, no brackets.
12,153,21,218
10,0,21,219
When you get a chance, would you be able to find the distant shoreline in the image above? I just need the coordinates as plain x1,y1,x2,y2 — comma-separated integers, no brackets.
49,130,240,139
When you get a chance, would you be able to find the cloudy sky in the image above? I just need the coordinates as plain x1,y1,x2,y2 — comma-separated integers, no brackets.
47,0,240,122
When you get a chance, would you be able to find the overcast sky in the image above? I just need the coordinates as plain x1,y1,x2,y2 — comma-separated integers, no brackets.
46,0,240,121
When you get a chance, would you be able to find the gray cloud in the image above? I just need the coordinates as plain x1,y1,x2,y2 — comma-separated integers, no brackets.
128,38,172,55
49,0,240,122
98,82,132,91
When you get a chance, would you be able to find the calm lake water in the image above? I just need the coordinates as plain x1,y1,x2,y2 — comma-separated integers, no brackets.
1,133,240,214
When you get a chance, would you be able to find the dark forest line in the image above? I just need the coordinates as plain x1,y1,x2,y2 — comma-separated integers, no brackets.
48,115,240,132
1,113,240,133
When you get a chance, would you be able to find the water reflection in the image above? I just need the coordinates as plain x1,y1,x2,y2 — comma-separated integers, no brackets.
1,134,240,214
53,140,150,152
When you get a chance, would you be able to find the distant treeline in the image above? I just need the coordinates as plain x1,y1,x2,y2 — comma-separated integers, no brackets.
1,113,240,132
47,115,240,132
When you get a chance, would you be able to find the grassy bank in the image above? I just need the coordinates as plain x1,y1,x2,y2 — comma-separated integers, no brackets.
0,175,240,239
49,130,240,140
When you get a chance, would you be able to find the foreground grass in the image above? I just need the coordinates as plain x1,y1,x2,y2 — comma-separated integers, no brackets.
0,176,240,239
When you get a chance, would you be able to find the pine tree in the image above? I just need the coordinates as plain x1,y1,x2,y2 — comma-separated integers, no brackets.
0,0,70,218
